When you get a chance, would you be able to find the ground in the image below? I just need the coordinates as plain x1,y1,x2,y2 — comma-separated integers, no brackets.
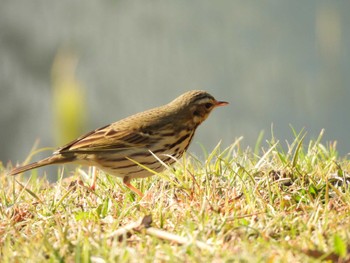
1,131,349,262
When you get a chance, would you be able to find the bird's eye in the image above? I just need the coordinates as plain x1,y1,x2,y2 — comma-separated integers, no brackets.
205,103,213,109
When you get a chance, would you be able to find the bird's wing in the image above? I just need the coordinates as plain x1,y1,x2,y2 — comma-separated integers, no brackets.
56,124,156,154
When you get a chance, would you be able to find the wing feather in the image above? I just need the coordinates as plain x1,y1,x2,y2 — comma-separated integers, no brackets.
56,124,155,154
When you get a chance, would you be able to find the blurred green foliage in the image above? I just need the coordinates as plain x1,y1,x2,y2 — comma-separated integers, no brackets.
51,48,86,146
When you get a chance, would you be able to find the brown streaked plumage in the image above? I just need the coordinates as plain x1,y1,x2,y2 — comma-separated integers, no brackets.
9,90,228,197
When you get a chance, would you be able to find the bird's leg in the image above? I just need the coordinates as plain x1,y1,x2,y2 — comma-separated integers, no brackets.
123,176,143,197
90,167,98,191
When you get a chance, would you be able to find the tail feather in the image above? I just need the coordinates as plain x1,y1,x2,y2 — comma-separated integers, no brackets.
8,154,74,176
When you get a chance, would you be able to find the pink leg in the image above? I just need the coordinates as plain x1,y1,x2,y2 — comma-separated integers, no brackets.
123,176,143,197
90,167,98,191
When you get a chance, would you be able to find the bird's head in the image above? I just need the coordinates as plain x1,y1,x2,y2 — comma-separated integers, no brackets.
169,90,228,127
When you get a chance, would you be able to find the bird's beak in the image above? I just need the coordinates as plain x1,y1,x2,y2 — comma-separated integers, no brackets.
215,100,229,107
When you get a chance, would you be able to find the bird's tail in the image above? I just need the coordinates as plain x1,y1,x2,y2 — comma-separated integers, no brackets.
8,154,75,176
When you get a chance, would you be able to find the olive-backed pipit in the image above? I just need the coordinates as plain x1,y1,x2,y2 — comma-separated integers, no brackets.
9,90,228,196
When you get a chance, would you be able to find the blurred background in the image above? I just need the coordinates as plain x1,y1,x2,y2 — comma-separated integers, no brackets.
1,1,350,170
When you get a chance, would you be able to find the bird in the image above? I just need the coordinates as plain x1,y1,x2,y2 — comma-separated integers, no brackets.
9,90,228,197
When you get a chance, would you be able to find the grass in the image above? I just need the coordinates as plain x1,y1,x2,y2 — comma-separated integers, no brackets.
1,129,350,262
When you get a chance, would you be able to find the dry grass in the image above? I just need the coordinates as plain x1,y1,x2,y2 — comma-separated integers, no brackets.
1,130,350,262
